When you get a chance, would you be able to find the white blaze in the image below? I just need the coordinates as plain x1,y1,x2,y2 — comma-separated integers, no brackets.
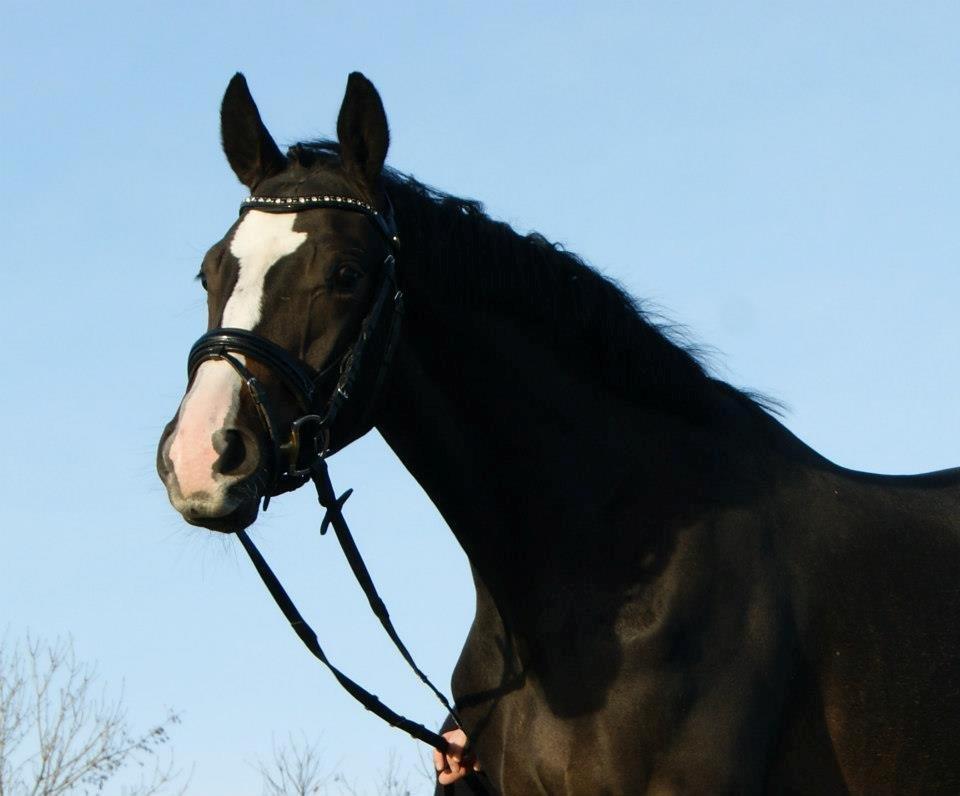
167,211,306,505
223,211,307,328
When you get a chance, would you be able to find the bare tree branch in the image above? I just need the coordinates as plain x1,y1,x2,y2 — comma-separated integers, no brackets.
258,732,333,796
257,735,424,796
0,634,186,796
376,749,413,796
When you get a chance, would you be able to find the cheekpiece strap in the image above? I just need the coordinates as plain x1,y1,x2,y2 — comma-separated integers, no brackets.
240,194,400,251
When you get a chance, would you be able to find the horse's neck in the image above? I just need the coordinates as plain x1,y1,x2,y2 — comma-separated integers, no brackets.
374,302,774,616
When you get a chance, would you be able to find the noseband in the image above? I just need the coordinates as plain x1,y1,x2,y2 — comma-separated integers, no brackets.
187,194,403,504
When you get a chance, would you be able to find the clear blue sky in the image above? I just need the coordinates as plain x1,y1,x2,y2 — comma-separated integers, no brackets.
1,2,957,793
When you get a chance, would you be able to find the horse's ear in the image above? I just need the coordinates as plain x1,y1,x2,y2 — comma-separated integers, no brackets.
336,72,389,186
220,73,286,189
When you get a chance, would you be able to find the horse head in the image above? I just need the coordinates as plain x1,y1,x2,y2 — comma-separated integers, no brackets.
157,72,398,532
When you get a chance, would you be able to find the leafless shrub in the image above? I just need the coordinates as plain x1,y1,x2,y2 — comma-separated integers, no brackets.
258,733,332,796
375,749,414,796
258,735,421,796
0,634,186,795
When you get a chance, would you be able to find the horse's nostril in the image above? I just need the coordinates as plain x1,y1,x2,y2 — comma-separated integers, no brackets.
214,428,248,476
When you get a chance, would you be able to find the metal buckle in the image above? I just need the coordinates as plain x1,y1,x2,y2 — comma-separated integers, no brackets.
280,415,329,477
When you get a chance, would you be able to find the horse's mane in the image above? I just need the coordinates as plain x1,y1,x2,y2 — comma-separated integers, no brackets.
288,141,778,421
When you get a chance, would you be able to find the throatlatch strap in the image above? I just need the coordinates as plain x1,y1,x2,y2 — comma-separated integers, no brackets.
310,458,463,727
236,529,450,753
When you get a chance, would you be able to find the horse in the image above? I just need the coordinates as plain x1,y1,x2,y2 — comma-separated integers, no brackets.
156,72,960,794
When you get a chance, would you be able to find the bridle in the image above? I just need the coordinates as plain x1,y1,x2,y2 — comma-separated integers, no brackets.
188,193,403,505
184,192,462,755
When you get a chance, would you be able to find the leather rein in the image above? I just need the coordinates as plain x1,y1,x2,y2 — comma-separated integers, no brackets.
186,193,459,753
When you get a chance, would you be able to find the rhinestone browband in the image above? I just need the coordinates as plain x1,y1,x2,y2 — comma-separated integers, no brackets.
239,194,399,250
241,194,378,213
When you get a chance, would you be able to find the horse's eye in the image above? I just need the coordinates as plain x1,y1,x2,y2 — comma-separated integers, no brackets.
333,264,363,289
195,270,208,291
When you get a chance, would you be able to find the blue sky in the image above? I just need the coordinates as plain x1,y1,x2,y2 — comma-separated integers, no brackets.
1,2,957,793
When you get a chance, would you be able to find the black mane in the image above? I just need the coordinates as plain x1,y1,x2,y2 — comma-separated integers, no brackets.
288,141,774,420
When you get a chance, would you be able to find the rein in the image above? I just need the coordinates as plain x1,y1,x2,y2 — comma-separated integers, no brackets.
187,193,459,754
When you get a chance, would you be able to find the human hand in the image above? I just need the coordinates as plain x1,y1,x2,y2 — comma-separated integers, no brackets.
433,728,481,785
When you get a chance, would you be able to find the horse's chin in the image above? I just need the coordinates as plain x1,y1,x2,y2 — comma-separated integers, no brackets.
182,497,261,534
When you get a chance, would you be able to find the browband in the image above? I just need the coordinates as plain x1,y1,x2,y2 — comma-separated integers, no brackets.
240,194,400,251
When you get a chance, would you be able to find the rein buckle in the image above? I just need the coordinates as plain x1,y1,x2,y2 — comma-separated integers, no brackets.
280,415,330,477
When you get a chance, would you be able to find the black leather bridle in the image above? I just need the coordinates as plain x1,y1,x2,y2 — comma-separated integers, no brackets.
188,193,404,505
185,193,460,754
